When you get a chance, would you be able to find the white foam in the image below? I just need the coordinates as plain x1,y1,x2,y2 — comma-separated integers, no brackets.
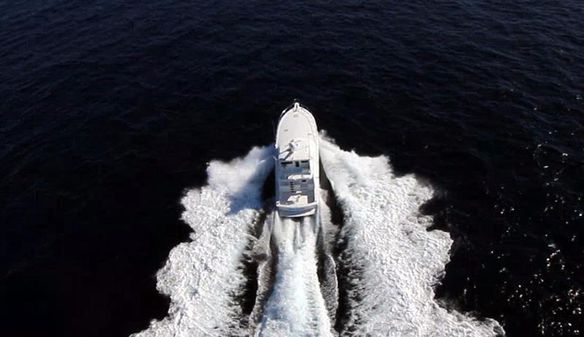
256,215,334,337
131,146,273,337
319,136,504,336
132,136,505,337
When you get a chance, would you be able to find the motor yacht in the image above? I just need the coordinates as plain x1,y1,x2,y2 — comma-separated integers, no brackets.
274,102,320,218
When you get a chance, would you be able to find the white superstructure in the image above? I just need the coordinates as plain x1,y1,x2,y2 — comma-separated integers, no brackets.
275,102,320,217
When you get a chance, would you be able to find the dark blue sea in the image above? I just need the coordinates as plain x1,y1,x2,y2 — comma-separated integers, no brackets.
1,1,583,336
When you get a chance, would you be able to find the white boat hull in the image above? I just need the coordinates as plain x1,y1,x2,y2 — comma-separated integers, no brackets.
275,102,319,218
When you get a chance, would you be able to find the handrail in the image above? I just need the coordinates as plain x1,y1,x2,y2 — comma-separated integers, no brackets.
279,100,305,118
276,200,318,209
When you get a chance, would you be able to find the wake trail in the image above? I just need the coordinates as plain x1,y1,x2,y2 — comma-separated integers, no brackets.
131,135,504,337
320,136,504,336
256,214,334,337
131,146,273,337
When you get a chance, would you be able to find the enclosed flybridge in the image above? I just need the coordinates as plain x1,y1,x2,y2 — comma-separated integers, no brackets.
275,102,319,218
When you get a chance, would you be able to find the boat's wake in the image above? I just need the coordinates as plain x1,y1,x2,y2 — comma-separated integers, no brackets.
131,136,504,337
255,214,333,337
130,146,274,337
319,137,504,336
